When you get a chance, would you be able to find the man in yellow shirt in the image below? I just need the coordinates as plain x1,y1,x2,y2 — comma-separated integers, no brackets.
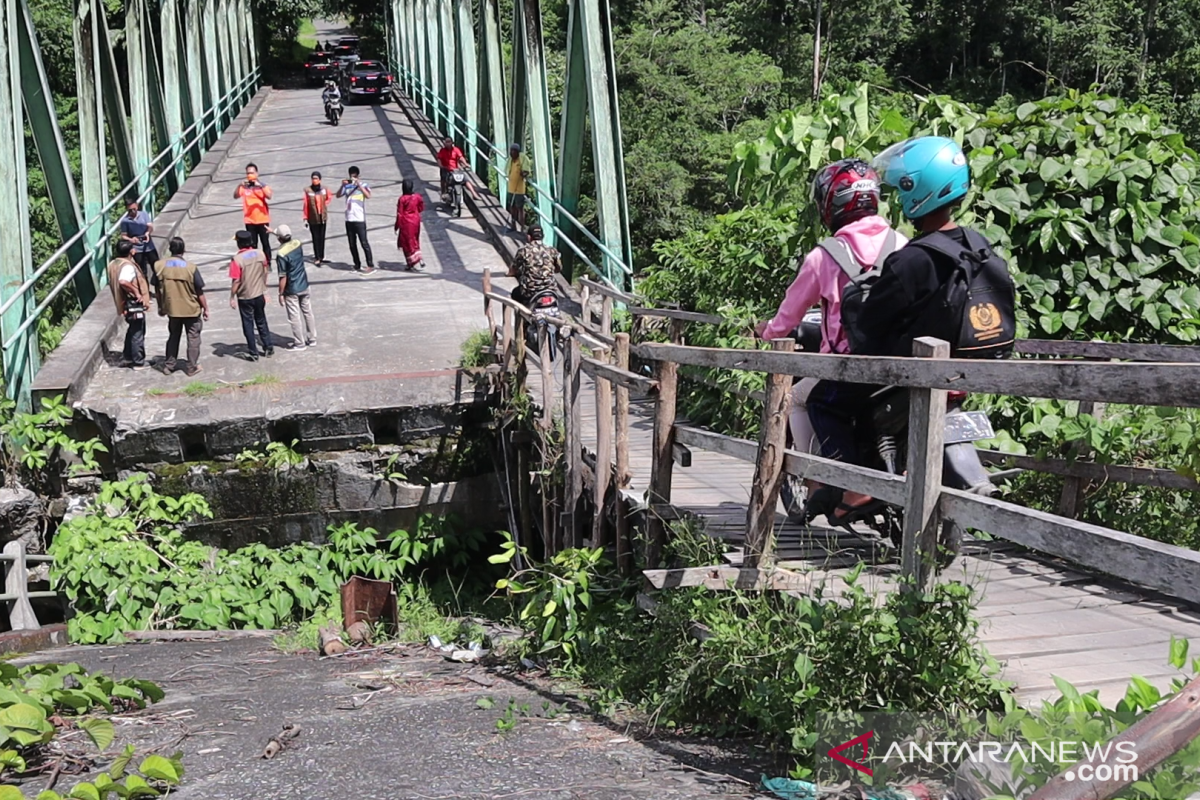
506,143,530,232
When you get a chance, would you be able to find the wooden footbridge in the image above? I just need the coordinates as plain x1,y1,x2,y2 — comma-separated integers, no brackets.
481,270,1200,707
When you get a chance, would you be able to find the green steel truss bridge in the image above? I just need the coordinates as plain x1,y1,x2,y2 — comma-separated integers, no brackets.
382,0,632,292
2,0,258,405
1,0,633,406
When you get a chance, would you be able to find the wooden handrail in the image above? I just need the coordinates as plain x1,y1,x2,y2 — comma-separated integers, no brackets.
633,341,1200,407
977,449,1200,491
1015,338,1200,362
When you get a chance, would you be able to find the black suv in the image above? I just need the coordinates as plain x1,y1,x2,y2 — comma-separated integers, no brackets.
342,60,393,104
305,50,335,85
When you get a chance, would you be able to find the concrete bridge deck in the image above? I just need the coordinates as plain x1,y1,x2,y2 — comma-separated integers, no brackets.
71,86,511,461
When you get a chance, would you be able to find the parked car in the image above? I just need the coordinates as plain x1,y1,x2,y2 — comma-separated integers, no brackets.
305,50,335,85
337,35,361,49
331,45,360,77
342,60,393,104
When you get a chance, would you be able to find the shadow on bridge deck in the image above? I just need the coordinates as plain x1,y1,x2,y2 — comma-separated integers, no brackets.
62,87,518,464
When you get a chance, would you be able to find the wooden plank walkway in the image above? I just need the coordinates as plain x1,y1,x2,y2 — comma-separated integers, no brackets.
529,359,1200,706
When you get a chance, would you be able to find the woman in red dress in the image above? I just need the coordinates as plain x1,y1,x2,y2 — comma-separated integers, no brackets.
394,179,425,271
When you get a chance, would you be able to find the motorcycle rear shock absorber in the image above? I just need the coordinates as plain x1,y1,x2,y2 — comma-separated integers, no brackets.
877,434,899,474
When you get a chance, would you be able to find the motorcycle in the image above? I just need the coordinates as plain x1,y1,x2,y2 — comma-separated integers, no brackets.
781,308,1000,558
324,98,343,126
442,169,467,217
525,289,568,360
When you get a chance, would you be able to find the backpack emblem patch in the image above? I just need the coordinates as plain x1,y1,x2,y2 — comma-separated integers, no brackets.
968,302,1004,341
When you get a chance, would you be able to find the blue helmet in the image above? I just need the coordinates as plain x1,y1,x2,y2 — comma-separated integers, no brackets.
872,136,970,220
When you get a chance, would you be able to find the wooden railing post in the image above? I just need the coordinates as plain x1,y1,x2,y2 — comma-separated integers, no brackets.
592,348,613,550
514,314,528,390
601,295,613,338
580,283,591,328
501,305,514,371
744,338,794,568
647,353,679,567
538,325,553,430
483,270,496,346
901,337,950,589
614,333,633,575
563,334,584,549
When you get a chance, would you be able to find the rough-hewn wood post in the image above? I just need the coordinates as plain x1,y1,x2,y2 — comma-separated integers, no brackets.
902,336,950,589
563,335,584,549
592,348,614,549
482,270,496,346
614,333,633,575
1058,399,1106,518
538,325,553,430
647,351,679,568
501,305,514,371
601,295,613,338
580,283,591,328
744,338,794,568
514,315,528,391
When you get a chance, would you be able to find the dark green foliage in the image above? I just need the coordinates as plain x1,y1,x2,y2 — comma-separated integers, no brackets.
493,527,1007,765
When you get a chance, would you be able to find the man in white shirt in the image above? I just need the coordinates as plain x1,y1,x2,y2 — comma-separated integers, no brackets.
338,165,375,274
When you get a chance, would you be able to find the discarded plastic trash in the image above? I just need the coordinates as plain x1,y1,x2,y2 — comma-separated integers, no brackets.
760,777,930,800
445,642,490,663
760,778,818,800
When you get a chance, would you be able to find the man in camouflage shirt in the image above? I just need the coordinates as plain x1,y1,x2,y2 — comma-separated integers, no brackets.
509,226,562,307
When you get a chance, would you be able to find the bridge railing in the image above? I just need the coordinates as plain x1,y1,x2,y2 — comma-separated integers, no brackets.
482,269,1200,604
395,70,634,291
0,69,261,360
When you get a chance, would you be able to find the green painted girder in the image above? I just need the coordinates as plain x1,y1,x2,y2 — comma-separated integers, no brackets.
556,0,631,287
73,0,108,286
17,0,94,308
437,0,455,136
510,0,556,247
1,0,38,406
423,0,440,129
126,0,153,205
415,0,430,119
201,0,221,139
159,0,187,186
452,0,479,167
183,0,206,159
476,0,506,194
95,1,137,194
142,0,176,197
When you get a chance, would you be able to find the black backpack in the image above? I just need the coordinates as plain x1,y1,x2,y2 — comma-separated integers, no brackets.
827,230,899,353
906,228,1017,359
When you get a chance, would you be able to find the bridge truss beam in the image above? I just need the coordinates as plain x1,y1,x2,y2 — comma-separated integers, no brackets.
388,0,633,289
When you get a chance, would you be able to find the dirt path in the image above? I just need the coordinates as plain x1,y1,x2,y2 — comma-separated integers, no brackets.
16,638,773,799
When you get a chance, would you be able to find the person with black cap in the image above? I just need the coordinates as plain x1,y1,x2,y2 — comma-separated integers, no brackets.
229,230,274,360
302,171,332,265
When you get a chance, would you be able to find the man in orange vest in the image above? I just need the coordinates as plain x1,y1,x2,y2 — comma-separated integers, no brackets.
303,171,332,265
229,230,275,361
233,162,274,263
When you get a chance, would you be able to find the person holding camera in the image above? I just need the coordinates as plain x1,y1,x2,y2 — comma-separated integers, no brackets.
107,239,151,370
338,165,375,274
118,198,158,283
233,162,274,263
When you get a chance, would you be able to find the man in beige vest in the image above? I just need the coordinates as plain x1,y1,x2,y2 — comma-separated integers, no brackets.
229,229,274,360
107,239,151,370
153,237,209,376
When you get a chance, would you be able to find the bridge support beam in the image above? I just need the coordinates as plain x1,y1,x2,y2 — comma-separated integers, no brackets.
510,0,557,247
0,0,37,405
557,0,631,288
18,0,93,309
452,0,478,167
476,0,507,192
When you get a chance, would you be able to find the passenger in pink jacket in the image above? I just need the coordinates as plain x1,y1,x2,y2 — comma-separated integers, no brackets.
756,159,906,517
